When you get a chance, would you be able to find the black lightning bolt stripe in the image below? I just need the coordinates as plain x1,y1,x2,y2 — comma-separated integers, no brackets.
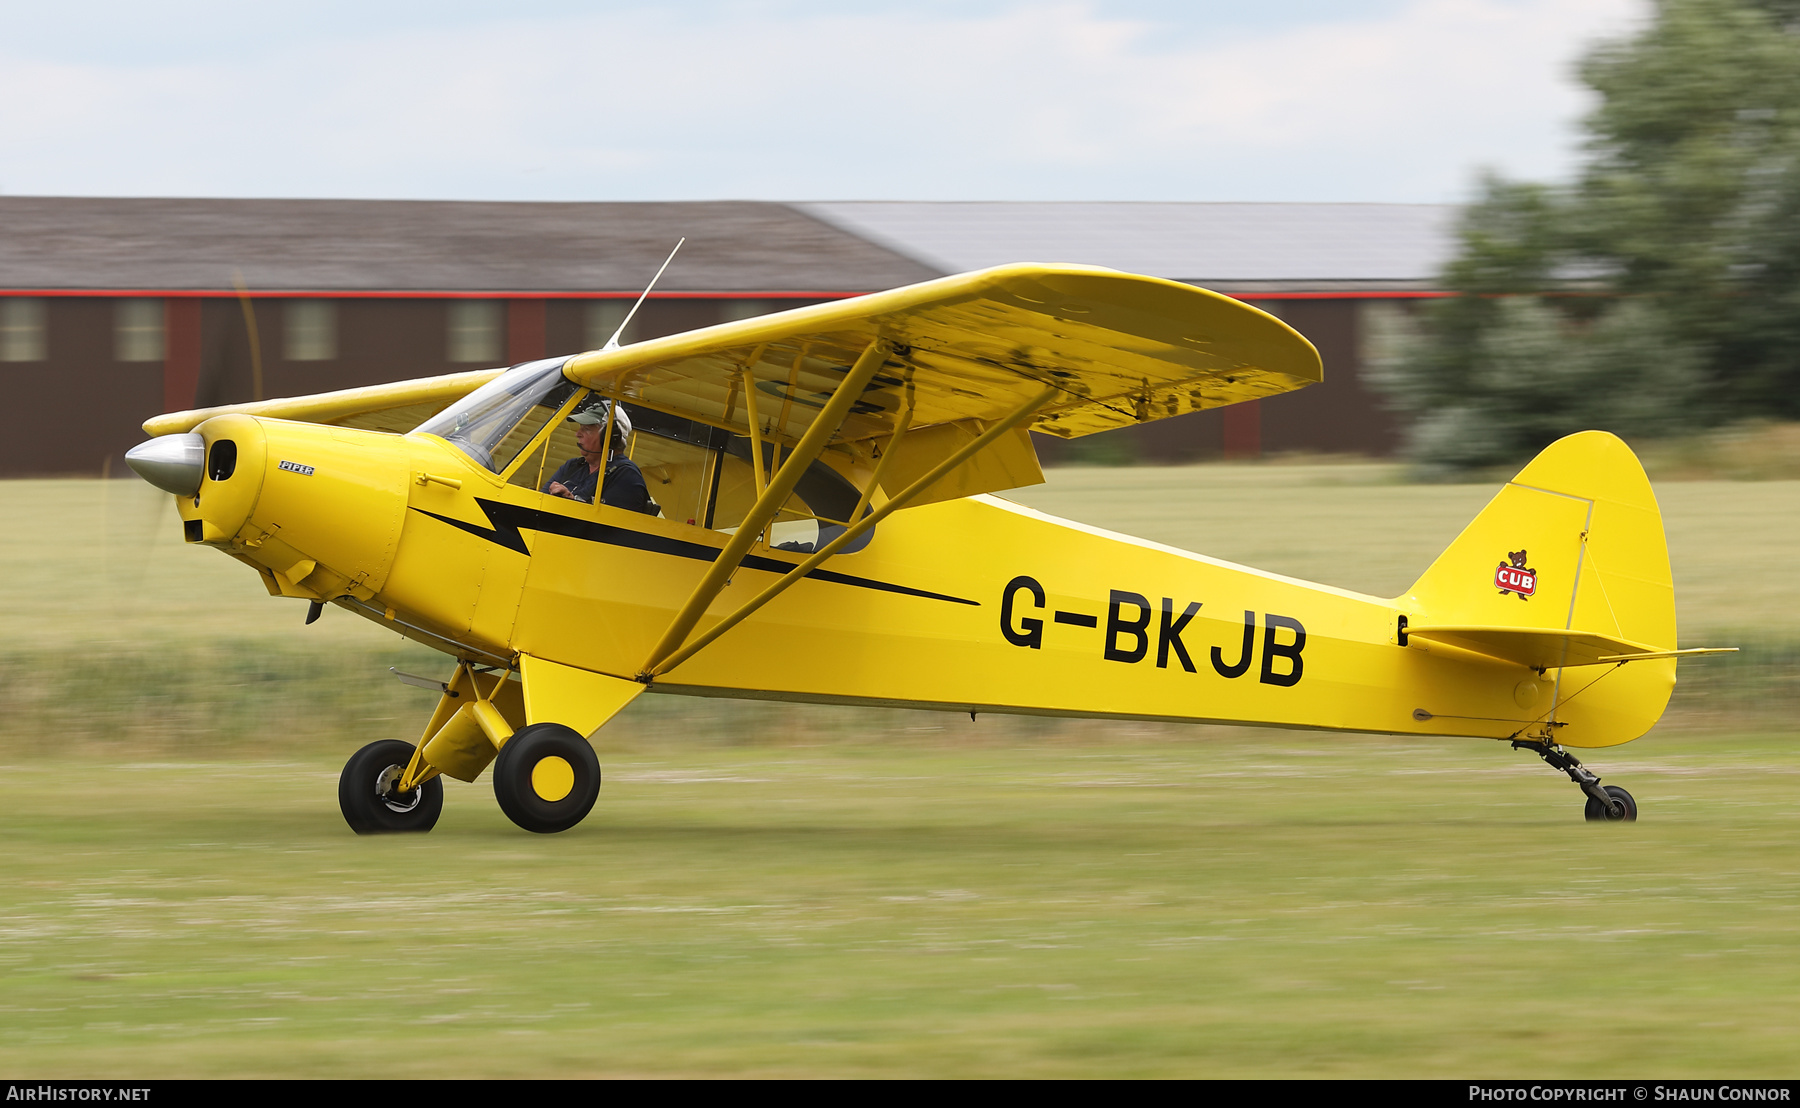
412,499,980,607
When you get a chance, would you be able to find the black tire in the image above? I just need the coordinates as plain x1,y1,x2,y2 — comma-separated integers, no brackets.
339,739,444,834
1584,784,1638,822
492,723,602,834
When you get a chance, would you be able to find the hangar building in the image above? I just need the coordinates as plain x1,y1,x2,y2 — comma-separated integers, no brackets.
0,197,1453,476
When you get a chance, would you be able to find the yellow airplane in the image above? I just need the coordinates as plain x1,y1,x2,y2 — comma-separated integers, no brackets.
124,263,1730,834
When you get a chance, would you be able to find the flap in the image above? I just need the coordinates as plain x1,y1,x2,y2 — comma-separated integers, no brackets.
875,420,1044,507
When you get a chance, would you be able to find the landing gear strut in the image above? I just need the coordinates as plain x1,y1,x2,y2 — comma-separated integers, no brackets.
1513,739,1637,822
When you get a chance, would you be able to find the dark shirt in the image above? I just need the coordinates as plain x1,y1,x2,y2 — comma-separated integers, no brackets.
545,455,654,514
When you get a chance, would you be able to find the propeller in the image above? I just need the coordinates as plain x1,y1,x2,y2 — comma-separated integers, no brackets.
99,450,178,622
232,271,266,402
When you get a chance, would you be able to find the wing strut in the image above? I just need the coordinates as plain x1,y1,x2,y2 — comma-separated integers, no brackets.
847,393,914,528
642,383,1057,680
742,365,768,497
638,338,894,678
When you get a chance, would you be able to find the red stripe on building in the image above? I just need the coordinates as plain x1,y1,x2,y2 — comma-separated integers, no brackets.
0,288,873,300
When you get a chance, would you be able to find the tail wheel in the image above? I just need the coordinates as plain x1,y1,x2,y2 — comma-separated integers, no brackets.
492,723,602,834
339,739,444,834
1584,784,1638,822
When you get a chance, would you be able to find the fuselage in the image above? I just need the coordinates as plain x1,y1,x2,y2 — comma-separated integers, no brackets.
173,414,1666,749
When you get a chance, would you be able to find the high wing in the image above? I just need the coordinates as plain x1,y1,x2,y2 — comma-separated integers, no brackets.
142,368,505,438
144,264,1320,504
564,262,1319,459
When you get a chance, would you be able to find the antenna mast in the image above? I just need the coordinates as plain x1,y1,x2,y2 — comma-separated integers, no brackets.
604,238,685,352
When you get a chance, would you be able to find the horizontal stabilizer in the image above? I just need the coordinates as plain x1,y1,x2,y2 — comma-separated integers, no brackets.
1596,647,1738,663
1407,625,1663,670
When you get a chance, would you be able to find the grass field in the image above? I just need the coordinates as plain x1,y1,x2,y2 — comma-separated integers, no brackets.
0,467,1795,1077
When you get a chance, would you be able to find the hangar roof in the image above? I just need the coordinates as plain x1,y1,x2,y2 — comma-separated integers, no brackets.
0,197,1455,295
0,197,939,294
799,201,1457,293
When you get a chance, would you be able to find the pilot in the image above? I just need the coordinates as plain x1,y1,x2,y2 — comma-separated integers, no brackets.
544,398,655,514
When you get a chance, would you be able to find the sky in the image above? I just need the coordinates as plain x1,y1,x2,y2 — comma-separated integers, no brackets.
0,0,1646,204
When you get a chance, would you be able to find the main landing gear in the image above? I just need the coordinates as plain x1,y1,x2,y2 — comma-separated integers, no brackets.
491,723,603,834
1512,738,1637,822
336,662,604,835
339,739,445,833
336,725,603,835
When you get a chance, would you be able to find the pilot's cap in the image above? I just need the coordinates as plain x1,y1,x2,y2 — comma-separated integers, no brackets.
569,398,631,439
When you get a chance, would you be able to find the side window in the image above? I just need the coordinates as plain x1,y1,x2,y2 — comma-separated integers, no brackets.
416,357,575,472
514,399,704,517
519,398,876,553
284,300,337,361
0,298,47,362
769,513,823,553
621,405,720,523
491,379,580,477
115,298,163,362
508,415,586,494
448,300,502,363
707,448,820,551
707,450,761,532
712,437,871,554
629,432,713,526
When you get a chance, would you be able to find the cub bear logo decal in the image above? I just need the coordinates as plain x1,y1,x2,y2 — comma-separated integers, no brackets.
1495,549,1537,599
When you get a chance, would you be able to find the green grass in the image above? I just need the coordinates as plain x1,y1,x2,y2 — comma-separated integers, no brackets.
3,734,1798,1077
0,469,1795,1076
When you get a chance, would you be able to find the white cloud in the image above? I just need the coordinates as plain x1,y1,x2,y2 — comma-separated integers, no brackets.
0,0,1645,201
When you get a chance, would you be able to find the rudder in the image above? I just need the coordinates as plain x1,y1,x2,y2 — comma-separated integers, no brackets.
1401,431,1677,747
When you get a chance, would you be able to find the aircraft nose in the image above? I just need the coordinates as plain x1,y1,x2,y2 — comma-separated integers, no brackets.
126,433,205,496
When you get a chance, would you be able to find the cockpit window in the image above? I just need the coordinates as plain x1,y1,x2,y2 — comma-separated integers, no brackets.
714,437,872,554
421,369,877,553
413,358,578,472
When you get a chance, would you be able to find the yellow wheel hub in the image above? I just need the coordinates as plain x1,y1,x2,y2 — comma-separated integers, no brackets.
530,756,575,802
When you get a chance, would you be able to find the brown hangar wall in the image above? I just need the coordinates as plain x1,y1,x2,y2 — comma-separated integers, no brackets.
1256,298,1401,457
1,291,1412,476
1031,297,1407,465
2,297,165,477
0,293,837,476
177,295,832,416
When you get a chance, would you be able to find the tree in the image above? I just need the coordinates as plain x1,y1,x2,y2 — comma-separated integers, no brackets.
1380,0,1800,470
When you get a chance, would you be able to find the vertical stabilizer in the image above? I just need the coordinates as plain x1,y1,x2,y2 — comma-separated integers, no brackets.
1400,431,1677,747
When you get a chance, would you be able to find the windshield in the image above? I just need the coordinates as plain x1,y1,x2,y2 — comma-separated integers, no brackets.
414,358,578,472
